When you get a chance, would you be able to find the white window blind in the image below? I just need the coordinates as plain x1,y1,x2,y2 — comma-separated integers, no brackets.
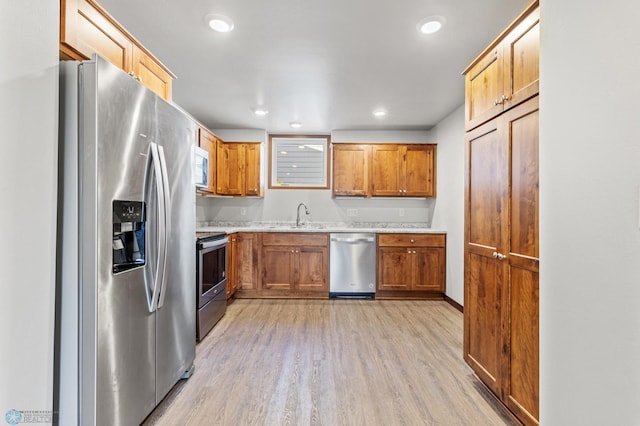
270,136,329,188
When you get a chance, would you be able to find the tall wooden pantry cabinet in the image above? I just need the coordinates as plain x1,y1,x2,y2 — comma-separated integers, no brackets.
462,2,539,425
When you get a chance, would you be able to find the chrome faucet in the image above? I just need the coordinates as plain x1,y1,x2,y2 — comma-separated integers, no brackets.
296,203,310,227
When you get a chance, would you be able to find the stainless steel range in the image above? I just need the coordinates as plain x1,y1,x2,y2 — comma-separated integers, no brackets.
196,232,228,341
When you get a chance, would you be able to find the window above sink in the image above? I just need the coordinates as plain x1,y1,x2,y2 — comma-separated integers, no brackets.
269,134,330,189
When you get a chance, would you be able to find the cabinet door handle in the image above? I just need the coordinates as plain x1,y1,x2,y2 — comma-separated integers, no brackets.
492,251,507,260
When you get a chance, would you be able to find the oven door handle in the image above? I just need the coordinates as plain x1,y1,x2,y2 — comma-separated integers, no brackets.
156,145,171,309
200,237,229,250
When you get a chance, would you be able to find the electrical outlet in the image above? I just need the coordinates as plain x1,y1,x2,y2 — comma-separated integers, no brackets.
347,208,358,217
240,207,246,216
399,208,405,217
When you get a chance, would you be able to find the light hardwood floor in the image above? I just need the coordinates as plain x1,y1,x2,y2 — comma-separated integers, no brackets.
144,299,516,425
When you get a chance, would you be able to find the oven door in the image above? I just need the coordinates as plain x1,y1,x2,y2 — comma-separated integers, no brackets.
197,237,228,308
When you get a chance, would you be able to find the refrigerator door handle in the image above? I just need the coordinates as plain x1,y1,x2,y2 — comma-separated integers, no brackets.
156,145,171,309
147,142,167,313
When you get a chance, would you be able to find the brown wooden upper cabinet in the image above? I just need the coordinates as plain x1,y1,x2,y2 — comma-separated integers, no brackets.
371,144,436,197
332,144,371,197
332,143,436,198
197,127,218,194
60,0,175,101
463,3,539,131
216,141,262,197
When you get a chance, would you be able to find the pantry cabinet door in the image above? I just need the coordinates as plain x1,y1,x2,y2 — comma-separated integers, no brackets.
505,97,539,425
464,118,509,397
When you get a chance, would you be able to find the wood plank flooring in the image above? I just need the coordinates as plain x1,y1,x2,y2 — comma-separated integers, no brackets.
144,299,516,425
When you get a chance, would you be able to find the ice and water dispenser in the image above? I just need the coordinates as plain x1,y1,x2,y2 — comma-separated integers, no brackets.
112,200,146,273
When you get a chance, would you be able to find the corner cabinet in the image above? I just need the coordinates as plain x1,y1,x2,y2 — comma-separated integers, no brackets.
216,141,262,197
236,233,260,292
463,2,539,425
226,233,237,299
60,0,175,101
332,143,436,198
377,233,446,298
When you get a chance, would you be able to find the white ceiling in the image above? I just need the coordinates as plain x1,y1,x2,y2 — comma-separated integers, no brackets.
99,0,530,134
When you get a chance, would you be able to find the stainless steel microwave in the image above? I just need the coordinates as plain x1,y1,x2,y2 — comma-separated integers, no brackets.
193,146,209,189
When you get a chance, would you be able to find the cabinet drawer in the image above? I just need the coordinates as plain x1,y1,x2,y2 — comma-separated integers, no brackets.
262,233,328,247
378,233,445,247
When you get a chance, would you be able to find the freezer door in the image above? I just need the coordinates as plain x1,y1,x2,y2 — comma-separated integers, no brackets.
80,56,158,426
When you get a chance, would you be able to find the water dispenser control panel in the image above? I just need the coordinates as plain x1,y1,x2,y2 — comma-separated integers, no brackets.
113,200,146,273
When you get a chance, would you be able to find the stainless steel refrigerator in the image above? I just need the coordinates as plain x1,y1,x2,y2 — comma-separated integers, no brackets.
56,55,196,425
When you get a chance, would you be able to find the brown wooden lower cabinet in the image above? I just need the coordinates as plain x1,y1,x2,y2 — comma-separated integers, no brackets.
226,233,237,299
261,233,329,297
233,231,446,300
376,233,446,299
234,232,329,298
235,233,260,292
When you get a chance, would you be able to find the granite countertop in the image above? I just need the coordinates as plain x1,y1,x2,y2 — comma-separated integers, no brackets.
196,221,446,234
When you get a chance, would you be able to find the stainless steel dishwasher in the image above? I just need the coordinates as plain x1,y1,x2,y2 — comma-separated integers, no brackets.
329,233,376,298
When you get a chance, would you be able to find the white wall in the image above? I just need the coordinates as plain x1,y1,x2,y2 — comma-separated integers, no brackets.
198,129,437,226
431,105,465,305
540,1,640,424
0,1,59,424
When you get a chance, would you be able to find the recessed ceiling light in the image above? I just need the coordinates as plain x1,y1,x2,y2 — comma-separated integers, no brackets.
417,16,445,34
205,14,234,33
290,121,302,128
253,107,269,116
372,109,387,118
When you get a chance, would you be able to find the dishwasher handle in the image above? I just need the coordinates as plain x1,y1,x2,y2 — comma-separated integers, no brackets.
330,236,375,244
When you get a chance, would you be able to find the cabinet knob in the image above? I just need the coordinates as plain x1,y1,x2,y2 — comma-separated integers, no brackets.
494,95,510,106
410,239,415,243
492,251,507,260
